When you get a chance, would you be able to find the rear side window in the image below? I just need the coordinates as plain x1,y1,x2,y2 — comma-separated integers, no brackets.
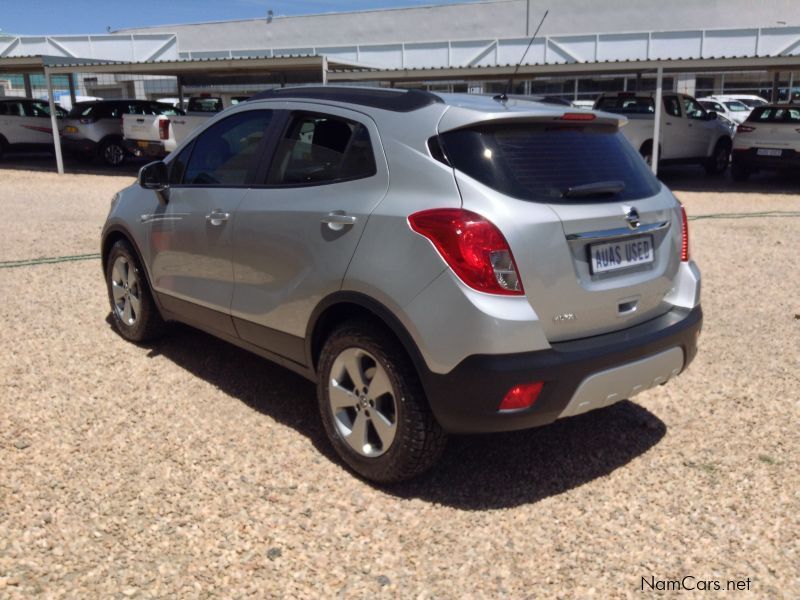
1,102,25,117
747,106,800,123
182,110,272,186
663,97,682,117
439,123,661,202
267,113,376,185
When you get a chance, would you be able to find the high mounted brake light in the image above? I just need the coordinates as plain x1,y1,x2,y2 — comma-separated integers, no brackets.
408,209,524,295
560,112,596,121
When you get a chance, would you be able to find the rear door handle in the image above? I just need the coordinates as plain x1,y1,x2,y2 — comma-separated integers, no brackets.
322,212,357,230
206,210,230,226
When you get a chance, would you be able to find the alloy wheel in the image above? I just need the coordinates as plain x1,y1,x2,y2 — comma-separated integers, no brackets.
328,348,398,458
110,256,141,326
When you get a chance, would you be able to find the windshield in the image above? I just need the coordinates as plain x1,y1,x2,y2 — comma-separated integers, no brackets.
724,101,749,112
188,98,222,113
439,122,660,203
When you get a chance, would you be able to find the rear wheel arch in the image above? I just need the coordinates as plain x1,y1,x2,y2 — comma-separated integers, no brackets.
306,293,428,380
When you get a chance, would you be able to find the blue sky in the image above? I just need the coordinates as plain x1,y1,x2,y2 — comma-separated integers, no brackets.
2,0,484,35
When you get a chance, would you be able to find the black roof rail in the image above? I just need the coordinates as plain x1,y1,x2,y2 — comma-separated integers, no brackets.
247,86,443,112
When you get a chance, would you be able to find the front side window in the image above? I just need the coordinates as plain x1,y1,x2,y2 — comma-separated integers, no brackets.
267,113,376,185
683,98,706,120
181,110,272,186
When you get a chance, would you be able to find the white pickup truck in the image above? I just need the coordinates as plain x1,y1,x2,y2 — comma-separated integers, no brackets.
123,94,249,159
594,92,735,174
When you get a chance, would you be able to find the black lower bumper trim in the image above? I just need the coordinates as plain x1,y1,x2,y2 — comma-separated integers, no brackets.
419,306,702,434
732,148,800,171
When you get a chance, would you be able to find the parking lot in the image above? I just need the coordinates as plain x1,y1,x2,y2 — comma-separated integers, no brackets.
1,162,798,597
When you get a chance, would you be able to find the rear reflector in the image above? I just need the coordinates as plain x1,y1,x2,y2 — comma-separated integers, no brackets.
499,382,544,411
560,112,596,121
680,204,690,262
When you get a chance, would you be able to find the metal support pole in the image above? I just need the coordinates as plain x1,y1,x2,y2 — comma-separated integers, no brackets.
68,73,77,105
771,72,780,102
177,76,184,110
45,68,64,175
23,73,33,98
573,78,579,102
322,56,328,86
651,66,663,177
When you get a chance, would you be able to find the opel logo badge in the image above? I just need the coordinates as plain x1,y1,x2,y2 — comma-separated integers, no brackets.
624,206,640,230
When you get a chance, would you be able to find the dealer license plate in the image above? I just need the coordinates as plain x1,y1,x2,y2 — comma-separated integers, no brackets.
757,148,782,157
590,235,654,274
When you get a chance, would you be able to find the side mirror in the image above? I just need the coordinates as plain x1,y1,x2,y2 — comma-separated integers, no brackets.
705,111,718,120
138,160,169,204
139,160,169,190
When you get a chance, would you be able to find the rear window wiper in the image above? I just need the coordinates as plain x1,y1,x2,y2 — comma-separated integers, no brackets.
562,180,625,198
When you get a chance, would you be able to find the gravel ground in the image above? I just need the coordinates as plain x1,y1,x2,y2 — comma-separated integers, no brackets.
1,168,798,598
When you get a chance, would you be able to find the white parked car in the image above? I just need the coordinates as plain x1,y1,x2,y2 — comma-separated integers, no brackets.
698,96,751,125
725,94,769,109
731,104,800,181
595,92,734,174
0,97,66,158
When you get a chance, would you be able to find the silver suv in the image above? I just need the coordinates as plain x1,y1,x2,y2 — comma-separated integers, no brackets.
101,87,702,482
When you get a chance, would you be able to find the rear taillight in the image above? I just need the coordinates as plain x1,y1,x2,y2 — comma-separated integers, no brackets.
499,382,544,411
737,125,756,133
680,204,690,262
408,208,524,295
158,118,170,140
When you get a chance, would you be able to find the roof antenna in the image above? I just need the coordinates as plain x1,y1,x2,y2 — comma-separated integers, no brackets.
495,9,549,103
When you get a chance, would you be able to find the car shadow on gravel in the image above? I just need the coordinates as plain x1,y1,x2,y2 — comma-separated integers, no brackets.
134,320,666,510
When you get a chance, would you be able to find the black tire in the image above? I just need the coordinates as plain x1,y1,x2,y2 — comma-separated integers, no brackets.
105,240,166,342
317,318,447,483
639,140,659,168
705,139,731,175
0,136,7,160
99,138,126,167
731,162,751,182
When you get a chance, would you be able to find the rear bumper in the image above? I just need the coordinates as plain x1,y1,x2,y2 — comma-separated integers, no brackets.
732,148,800,170
419,305,702,434
124,139,167,158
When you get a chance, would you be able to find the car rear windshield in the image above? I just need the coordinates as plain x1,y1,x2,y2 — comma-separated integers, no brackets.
594,96,654,114
439,122,661,202
746,106,800,123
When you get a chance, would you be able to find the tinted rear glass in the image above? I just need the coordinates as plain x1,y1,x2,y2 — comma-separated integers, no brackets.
440,123,661,202
746,106,800,123
595,96,654,114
